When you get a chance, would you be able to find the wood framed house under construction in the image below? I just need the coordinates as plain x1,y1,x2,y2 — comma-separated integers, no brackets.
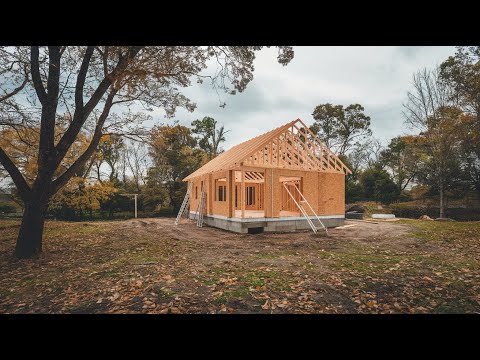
176,119,351,234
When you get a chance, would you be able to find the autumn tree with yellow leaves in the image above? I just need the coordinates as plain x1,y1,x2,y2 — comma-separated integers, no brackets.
0,46,294,258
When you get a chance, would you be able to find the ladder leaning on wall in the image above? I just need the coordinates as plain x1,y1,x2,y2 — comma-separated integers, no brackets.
282,182,328,236
175,182,193,225
195,191,207,227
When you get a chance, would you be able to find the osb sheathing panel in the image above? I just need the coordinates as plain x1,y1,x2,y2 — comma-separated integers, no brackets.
302,172,319,215
208,174,213,214
189,176,208,214
317,172,345,215
190,167,345,218
271,168,281,217
211,170,228,217
277,168,318,216
264,168,273,217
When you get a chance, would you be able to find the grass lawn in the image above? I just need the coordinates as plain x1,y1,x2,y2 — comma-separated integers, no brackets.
0,217,479,313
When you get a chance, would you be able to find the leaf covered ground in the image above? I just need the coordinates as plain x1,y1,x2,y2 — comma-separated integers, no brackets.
0,217,479,313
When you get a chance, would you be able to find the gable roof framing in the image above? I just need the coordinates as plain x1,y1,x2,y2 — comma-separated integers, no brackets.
184,119,351,181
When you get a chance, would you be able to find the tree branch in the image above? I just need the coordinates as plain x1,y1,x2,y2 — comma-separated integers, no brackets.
38,46,62,169
75,46,94,110
46,46,61,103
0,145,31,200
0,66,28,102
54,46,144,166
52,90,117,194
30,46,47,105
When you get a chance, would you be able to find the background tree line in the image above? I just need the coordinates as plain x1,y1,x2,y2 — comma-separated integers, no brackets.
2,46,479,224
309,46,480,219
0,116,227,220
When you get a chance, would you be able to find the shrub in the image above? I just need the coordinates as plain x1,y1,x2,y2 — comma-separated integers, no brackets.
359,167,400,204
390,202,480,221
346,181,363,203
390,203,430,219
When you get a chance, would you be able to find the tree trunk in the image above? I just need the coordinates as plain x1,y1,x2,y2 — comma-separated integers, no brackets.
439,178,445,219
15,198,48,258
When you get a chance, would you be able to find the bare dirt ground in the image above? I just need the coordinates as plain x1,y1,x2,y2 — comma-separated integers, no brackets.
1,217,479,313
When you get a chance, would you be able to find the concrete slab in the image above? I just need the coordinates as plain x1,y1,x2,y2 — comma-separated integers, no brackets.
372,214,396,219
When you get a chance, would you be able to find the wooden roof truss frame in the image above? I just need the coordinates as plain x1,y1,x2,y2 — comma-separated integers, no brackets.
184,119,351,181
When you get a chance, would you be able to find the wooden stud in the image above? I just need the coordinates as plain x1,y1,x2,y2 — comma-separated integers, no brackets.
241,170,245,218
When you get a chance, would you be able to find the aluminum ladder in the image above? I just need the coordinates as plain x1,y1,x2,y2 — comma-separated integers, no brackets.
195,191,206,227
174,182,193,225
282,182,328,236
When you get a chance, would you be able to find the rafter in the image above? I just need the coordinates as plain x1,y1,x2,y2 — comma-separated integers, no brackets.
184,119,351,181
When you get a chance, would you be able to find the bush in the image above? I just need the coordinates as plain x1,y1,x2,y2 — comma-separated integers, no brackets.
397,192,413,202
346,181,363,203
390,202,480,221
390,203,430,219
359,167,400,205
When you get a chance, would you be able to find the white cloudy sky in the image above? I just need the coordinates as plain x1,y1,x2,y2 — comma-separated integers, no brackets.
150,46,456,149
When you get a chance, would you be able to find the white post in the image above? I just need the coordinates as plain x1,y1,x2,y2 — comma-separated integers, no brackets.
134,194,138,219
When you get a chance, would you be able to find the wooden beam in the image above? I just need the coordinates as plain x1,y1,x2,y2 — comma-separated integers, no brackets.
241,170,245,218
269,142,273,166
296,118,351,174
292,123,328,171
227,170,234,218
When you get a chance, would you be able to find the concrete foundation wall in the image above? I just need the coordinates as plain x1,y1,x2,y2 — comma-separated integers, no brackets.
189,211,344,234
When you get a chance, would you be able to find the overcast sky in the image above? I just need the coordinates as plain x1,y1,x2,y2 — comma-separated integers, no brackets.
150,46,456,150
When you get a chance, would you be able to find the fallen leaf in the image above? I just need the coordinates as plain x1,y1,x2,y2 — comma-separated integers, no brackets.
262,300,270,310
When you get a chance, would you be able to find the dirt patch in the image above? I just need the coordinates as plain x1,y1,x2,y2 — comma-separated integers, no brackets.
0,217,479,314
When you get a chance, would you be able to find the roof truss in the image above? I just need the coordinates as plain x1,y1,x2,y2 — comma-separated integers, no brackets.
184,119,351,181
240,119,350,174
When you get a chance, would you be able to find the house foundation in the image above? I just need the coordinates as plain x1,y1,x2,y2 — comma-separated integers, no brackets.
189,211,344,233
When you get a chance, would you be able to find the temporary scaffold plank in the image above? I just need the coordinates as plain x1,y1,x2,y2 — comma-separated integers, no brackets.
183,119,351,181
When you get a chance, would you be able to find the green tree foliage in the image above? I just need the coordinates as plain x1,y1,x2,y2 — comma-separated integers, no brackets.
49,177,117,220
339,154,363,203
191,117,229,160
148,123,207,212
403,68,464,217
380,136,422,193
412,108,467,204
359,167,400,205
311,103,371,156
440,47,480,199
96,135,125,184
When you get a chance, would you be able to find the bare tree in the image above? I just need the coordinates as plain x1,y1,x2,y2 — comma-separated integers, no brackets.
403,67,460,218
0,46,294,258
125,140,149,192
346,138,384,175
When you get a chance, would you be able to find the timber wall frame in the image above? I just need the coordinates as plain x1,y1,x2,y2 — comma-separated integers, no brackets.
185,119,350,220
